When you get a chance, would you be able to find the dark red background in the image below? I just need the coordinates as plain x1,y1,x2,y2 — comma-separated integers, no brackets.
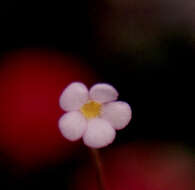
0,1,194,189
0,50,96,172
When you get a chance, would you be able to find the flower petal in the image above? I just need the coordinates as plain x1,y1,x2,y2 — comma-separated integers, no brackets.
89,83,118,103
59,111,87,141
59,82,89,111
101,101,132,130
83,118,116,148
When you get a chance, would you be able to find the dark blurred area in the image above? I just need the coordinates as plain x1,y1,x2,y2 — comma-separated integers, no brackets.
0,1,194,190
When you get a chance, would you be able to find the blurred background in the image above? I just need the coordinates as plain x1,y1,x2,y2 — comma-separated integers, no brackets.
0,1,194,190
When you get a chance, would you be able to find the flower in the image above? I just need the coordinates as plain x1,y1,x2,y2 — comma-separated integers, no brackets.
58,82,132,148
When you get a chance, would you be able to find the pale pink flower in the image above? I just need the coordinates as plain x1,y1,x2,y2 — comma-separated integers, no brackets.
58,82,132,148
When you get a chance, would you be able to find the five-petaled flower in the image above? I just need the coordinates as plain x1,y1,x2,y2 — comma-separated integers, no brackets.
58,82,132,148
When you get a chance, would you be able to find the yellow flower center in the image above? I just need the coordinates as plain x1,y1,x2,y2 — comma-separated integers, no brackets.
80,101,102,119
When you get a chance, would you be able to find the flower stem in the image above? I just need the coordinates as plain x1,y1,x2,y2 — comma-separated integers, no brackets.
89,148,108,190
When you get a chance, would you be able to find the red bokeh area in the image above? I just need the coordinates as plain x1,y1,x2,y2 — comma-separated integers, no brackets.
72,143,194,190
0,50,96,172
